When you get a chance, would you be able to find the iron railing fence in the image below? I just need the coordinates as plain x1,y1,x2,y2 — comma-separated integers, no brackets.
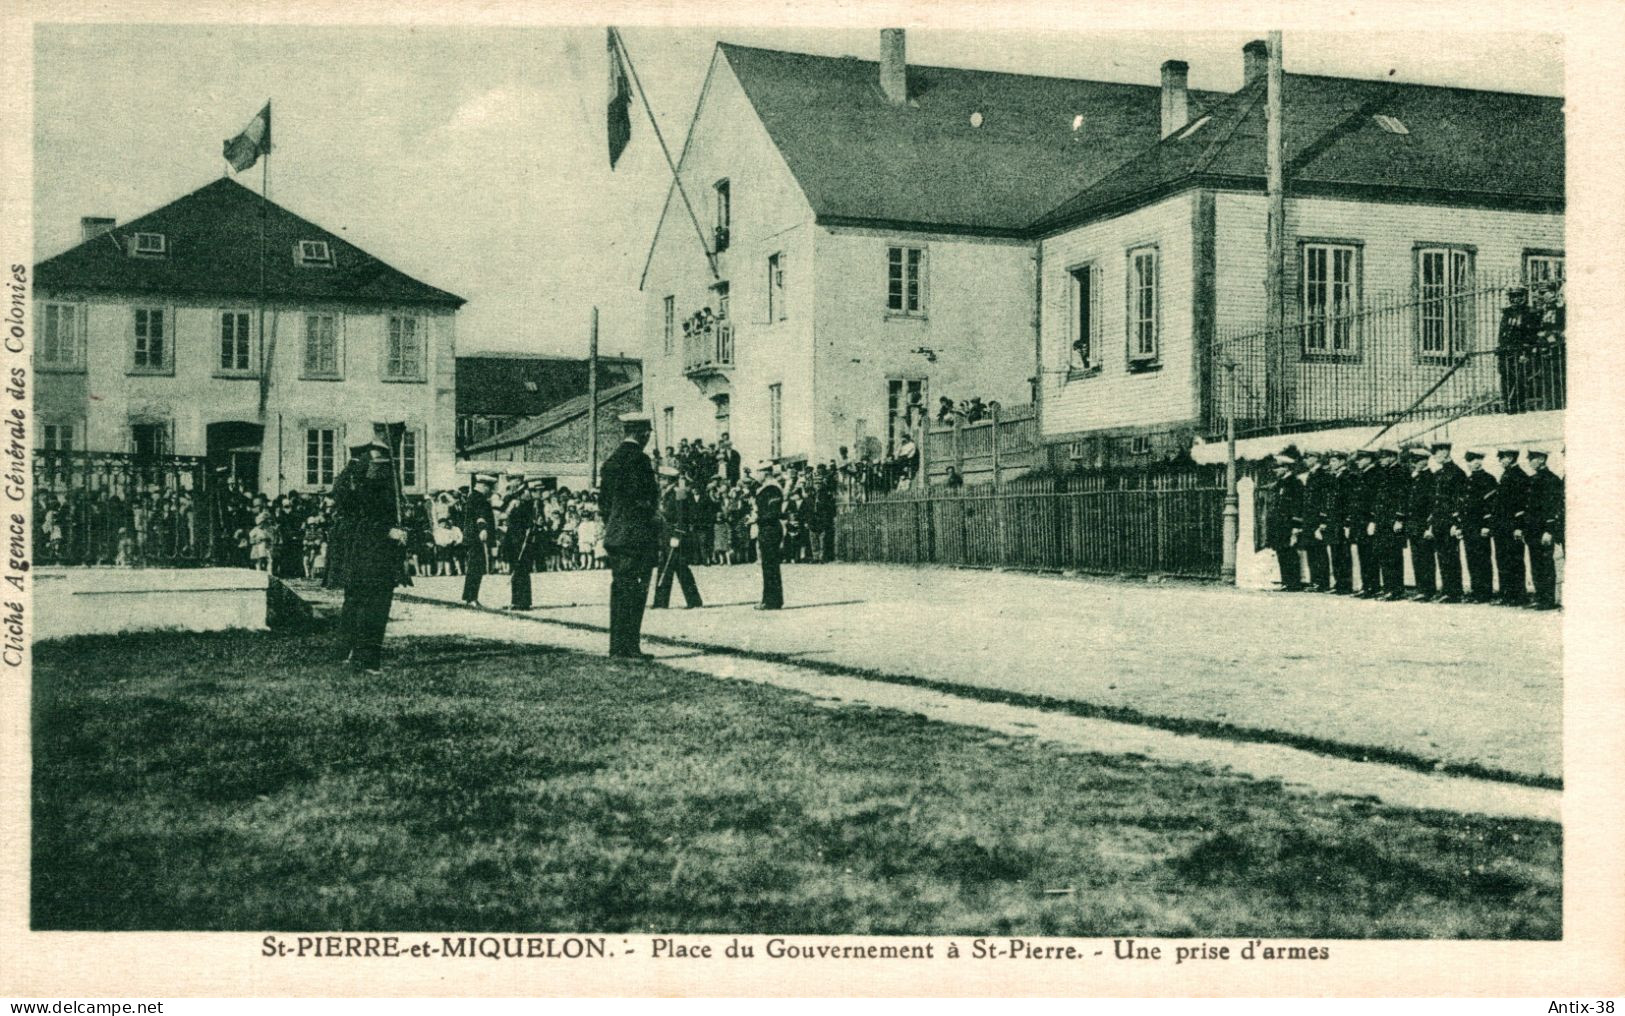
33,451,212,566
1206,271,1566,439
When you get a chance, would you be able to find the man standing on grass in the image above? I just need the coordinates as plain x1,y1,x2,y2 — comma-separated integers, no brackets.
322,439,374,589
337,438,407,675
600,412,661,658
652,466,704,610
753,460,785,610
502,479,541,611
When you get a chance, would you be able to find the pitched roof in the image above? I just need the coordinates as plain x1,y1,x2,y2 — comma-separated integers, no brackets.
461,379,643,456
718,43,1223,236
456,354,641,417
34,177,465,307
1032,73,1565,233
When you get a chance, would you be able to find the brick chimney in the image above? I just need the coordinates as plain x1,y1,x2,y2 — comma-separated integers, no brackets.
1160,60,1190,138
81,216,115,242
1243,39,1269,85
880,28,907,106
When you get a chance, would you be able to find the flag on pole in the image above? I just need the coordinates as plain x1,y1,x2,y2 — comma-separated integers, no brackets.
607,30,632,168
223,102,272,173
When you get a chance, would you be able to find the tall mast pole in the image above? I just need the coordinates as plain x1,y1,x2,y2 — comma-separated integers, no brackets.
588,307,600,488
1265,32,1286,426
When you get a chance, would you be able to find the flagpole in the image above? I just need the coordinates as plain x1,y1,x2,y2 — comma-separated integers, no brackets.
257,100,272,420
611,27,718,281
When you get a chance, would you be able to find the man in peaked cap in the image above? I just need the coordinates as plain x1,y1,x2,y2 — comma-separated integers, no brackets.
1460,450,1498,603
1497,285,1541,414
322,437,377,591
753,460,786,609
335,439,406,674
1425,441,1467,603
651,465,704,610
599,412,661,657
1525,449,1564,609
1299,449,1333,593
1492,448,1530,606
500,477,540,610
1348,449,1380,597
461,473,496,606
1405,446,1438,600
1325,450,1356,594
1265,451,1305,592
1374,446,1409,599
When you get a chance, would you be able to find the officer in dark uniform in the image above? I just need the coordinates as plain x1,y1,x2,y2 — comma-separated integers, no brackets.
501,478,541,610
1525,449,1563,609
754,460,785,610
461,474,495,606
600,412,662,656
1492,448,1530,606
1326,450,1355,594
652,466,704,609
1349,448,1380,597
1375,446,1409,599
322,439,375,590
1406,446,1437,600
1300,450,1333,592
336,438,406,674
1460,450,1497,602
1497,286,1541,414
1425,441,1467,603
1265,451,1304,592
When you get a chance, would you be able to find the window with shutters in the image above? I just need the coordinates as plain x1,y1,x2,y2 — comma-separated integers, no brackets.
886,246,926,316
39,303,84,370
131,307,171,373
385,315,425,381
303,313,341,378
1300,241,1361,358
1125,245,1160,368
1068,262,1102,374
1415,245,1475,361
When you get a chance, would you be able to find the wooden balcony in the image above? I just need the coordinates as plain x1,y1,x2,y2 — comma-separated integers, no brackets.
684,322,734,380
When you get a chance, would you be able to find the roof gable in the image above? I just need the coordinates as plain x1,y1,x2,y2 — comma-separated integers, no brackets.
719,43,1223,235
1033,74,1565,233
35,177,465,306
461,379,643,455
456,355,641,417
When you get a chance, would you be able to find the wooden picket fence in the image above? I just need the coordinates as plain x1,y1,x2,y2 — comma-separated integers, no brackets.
835,468,1226,577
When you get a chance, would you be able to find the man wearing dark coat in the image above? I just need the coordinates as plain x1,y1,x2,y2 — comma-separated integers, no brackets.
652,467,704,609
1425,441,1467,603
461,474,496,606
336,440,406,674
1348,449,1380,597
1300,450,1333,592
322,441,374,589
1497,286,1541,414
1492,448,1530,606
754,461,785,609
1325,450,1356,594
1374,446,1410,599
600,413,661,657
1525,449,1564,609
1406,446,1437,600
1460,450,1498,602
501,479,541,610
1265,453,1304,592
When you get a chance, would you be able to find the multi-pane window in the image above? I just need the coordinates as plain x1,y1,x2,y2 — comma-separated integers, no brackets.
887,378,926,453
767,252,786,321
305,427,337,486
1069,263,1101,370
768,383,783,460
713,179,731,250
400,430,419,489
1127,246,1159,364
662,407,675,449
1417,246,1475,360
296,240,334,266
132,232,167,257
304,314,340,376
1524,252,1565,284
40,304,83,369
1301,243,1359,355
887,246,925,315
662,295,675,355
130,422,169,457
715,282,730,321
132,307,168,371
40,421,79,451
220,311,252,372
386,315,423,379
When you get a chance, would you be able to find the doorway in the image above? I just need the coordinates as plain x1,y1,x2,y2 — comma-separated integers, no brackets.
206,421,265,489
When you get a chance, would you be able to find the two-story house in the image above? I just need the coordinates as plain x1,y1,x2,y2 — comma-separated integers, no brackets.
640,31,1220,466
1032,47,1564,464
33,177,465,493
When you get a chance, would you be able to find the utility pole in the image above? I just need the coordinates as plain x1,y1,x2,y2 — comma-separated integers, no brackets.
1221,359,1239,583
588,307,600,488
1264,31,1286,426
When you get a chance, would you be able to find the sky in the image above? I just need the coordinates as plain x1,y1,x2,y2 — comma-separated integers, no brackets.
33,25,1563,359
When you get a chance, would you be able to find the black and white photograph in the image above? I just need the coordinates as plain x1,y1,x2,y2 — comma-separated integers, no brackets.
3,0,1622,1002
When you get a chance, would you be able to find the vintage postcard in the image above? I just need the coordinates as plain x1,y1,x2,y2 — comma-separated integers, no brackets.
1,0,1621,1000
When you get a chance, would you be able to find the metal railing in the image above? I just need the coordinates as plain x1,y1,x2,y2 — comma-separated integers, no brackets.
683,322,734,375
33,451,212,566
1207,272,1566,439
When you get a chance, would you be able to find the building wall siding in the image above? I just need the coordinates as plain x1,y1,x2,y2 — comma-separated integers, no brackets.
640,54,816,465
1038,192,1197,439
812,228,1035,463
33,289,457,491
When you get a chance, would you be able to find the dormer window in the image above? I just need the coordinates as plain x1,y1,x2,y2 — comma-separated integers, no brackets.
296,240,334,267
1373,114,1410,135
131,232,167,258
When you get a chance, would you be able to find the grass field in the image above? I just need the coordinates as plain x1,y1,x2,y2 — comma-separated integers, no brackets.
32,630,1560,936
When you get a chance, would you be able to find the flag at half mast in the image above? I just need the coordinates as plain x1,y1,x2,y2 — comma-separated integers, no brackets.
223,101,272,173
606,30,631,168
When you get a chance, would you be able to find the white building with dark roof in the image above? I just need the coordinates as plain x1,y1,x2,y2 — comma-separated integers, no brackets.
34,177,466,492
